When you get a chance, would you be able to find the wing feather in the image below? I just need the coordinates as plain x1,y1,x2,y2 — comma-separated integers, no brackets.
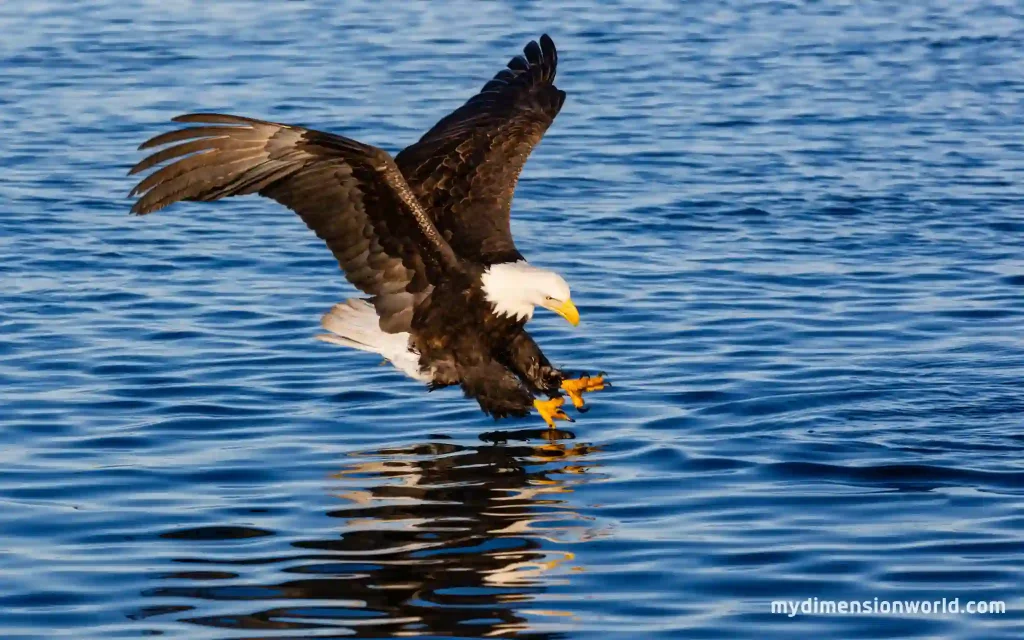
395,34,565,264
128,114,459,332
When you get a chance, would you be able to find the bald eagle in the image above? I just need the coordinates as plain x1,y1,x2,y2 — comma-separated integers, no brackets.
128,35,605,427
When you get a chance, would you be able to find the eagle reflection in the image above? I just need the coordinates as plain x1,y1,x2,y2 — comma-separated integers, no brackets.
150,429,600,638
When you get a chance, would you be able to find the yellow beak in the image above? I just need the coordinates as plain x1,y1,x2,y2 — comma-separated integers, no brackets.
545,298,580,326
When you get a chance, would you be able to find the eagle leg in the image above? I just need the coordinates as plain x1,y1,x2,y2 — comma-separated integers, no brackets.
534,397,573,429
560,373,607,412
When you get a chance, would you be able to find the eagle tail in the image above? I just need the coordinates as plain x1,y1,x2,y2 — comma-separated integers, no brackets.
316,299,430,383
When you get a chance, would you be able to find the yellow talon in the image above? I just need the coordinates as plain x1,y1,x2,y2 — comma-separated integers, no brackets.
534,397,573,429
560,374,607,411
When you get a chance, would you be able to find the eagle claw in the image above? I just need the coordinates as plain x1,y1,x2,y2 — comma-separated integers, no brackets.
560,374,607,411
534,397,573,428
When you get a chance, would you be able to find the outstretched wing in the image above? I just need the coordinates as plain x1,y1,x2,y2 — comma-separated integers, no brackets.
395,34,565,265
129,113,460,333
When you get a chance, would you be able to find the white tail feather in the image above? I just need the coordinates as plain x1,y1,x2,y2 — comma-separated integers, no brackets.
316,299,430,382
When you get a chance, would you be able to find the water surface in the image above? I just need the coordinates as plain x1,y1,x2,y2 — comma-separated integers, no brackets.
2,1,1023,638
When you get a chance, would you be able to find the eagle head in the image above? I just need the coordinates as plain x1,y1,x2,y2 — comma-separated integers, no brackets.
480,261,579,325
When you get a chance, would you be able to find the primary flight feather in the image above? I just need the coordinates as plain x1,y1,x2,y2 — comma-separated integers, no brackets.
128,35,606,427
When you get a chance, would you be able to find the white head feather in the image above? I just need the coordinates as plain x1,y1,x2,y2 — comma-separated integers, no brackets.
480,261,575,323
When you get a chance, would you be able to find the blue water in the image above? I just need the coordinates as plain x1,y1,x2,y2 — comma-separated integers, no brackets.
2,1,1023,638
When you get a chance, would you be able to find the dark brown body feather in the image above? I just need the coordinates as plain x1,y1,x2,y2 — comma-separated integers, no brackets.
127,35,565,419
